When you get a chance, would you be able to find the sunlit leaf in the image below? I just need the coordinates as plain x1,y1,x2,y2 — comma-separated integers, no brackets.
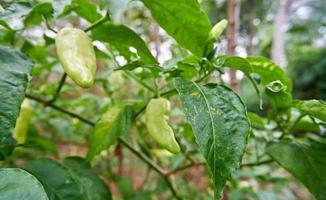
294,100,326,122
87,105,135,160
141,0,212,57
24,3,53,27
247,56,292,109
61,0,102,23
92,23,157,64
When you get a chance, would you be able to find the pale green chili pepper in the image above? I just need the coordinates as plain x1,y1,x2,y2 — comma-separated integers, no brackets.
13,99,31,144
209,19,228,42
55,27,97,88
145,98,180,153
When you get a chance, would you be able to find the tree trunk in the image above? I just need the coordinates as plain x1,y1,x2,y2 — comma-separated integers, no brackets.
271,0,292,67
227,0,240,90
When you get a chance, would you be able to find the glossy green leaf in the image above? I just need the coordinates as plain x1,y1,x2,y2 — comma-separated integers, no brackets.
24,158,83,200
217,56,252,76
92,23,157,64
63,157,112,200
0,168,48,200
267,140,326,200
115,60,162,79
24,3,53,27
87,105,135,160
216,56,262,108
0,45,33,159
61,0,102,23
293,116,320,133
174,78,250,198
294,100,326,122
247,56,292,109
247,112,265,129
141,0,212,57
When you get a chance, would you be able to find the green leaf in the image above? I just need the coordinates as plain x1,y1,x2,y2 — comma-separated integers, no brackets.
115,60,162,79
247,56,292,109
63,157,112,200
26,125,58,155
165,57,200,79
24,3,53,27
24,158,83,200
141,0,212,57
216,56,262,108
217,56,252,76
87,105,135,160
266,80,286,93
92,23,157,64
0,45,33,159
61,0,102,23
174,78,250,198
294,100,326,122
0,168,48,200
267,140,326,200
293,116,320,133
247,112,265,129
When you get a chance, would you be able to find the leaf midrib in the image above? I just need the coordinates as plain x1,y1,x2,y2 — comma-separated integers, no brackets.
193,81,217,181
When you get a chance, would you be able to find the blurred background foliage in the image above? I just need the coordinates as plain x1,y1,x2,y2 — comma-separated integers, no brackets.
0,0,325,199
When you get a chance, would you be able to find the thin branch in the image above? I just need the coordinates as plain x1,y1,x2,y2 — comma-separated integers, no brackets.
160,88,177,97
84,13,110,32
288,114,306,134
25,94,180,198
118,138,166,175
43,16,57,33
240,159,273,168
165,159,274,176
124,71,157,93
165,162,206,176
160,71,213,98
49,73,67,103
25,94,95,126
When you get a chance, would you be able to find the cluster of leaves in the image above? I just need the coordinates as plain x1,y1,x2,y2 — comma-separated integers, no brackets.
0,0,325,200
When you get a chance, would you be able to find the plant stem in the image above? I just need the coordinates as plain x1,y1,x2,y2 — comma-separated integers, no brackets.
118,139,165,175
25,94,95,126
49,73,67,103
43,16,57,33
165,162,206,176
165,159,274,176
118,139,180,198
124,71,157,93
84,13,110,32
25,93,180,199
240,159,273,167
159,71,213,98
288,114,306,134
